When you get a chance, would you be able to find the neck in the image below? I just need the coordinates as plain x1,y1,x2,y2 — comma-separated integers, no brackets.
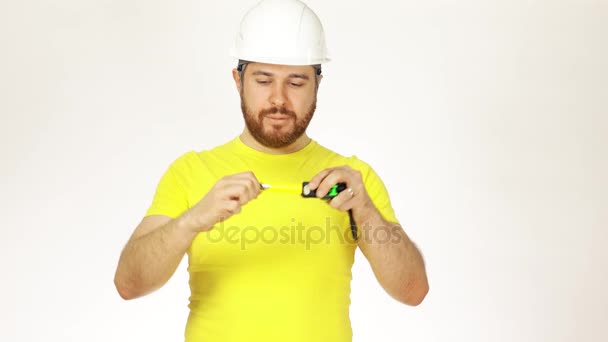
240,129,311,155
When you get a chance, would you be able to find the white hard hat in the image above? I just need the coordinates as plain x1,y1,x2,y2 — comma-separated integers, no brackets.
231,0,331,66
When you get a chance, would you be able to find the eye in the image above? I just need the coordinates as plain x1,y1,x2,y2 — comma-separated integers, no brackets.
290,83,304,87
256,80,270,84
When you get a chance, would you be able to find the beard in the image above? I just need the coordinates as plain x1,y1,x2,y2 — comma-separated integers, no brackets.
240,93,316,149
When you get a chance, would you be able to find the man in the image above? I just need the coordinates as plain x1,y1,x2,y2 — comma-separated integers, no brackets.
114,0,428,341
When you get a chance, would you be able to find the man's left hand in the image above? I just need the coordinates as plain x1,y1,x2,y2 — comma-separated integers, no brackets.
307,166,377,219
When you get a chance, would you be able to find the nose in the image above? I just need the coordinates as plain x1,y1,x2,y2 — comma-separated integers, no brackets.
269,83,287,107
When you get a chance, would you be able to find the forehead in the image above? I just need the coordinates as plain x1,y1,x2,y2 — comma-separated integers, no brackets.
245,62,316,78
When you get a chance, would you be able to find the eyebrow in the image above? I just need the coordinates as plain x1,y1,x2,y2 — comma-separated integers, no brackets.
251,70,310,80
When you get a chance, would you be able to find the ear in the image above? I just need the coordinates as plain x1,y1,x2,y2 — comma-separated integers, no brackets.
232,68,241,92
315,74,323,90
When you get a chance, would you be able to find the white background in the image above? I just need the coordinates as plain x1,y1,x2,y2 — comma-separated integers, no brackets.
1,0,606,341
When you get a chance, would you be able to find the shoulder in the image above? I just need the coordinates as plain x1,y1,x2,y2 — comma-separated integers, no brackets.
167,150,199,172
314,142,376,178
168,138,237,171
312,141,373,170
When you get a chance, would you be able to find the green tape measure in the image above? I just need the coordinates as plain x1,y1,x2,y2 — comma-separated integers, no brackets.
301,182,347,199
300,182,358,240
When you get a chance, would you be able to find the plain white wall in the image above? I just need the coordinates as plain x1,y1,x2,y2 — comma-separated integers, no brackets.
1,0,606,341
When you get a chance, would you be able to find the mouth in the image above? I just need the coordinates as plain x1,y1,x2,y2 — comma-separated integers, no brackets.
265,114,292,121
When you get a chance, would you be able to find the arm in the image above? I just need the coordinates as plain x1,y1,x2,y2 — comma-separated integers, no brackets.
355,206,428,306
113,213,198,300
307,166,429,306
114,172,262,300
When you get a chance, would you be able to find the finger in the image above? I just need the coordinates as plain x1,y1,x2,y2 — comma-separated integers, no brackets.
328,190,355,211
244,172,262,197
229,177,256,201
225,198,241,214
315,170,348,198
226,171,258,183
307,168,335,190
225,172,261,200
234,172,262,198
232,171,259,182
214,199,241,223
223,184,254,205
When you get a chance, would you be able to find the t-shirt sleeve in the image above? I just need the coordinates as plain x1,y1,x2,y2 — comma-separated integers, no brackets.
144,153,192,219
351,156,399,224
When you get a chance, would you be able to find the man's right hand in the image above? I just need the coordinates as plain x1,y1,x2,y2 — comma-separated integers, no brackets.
185,172,262,232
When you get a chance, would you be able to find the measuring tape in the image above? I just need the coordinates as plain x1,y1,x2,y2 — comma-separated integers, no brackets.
261,182,358,240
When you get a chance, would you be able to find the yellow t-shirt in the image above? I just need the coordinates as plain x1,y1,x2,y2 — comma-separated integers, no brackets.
145,136,398,342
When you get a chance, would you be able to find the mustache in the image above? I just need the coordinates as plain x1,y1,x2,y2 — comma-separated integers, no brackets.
258,106,297,118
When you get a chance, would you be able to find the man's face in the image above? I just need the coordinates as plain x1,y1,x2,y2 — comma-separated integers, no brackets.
235,62,320,148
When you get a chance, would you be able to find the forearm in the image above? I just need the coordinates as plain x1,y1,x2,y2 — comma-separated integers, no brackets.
115,213,199,299
356,210,428,306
